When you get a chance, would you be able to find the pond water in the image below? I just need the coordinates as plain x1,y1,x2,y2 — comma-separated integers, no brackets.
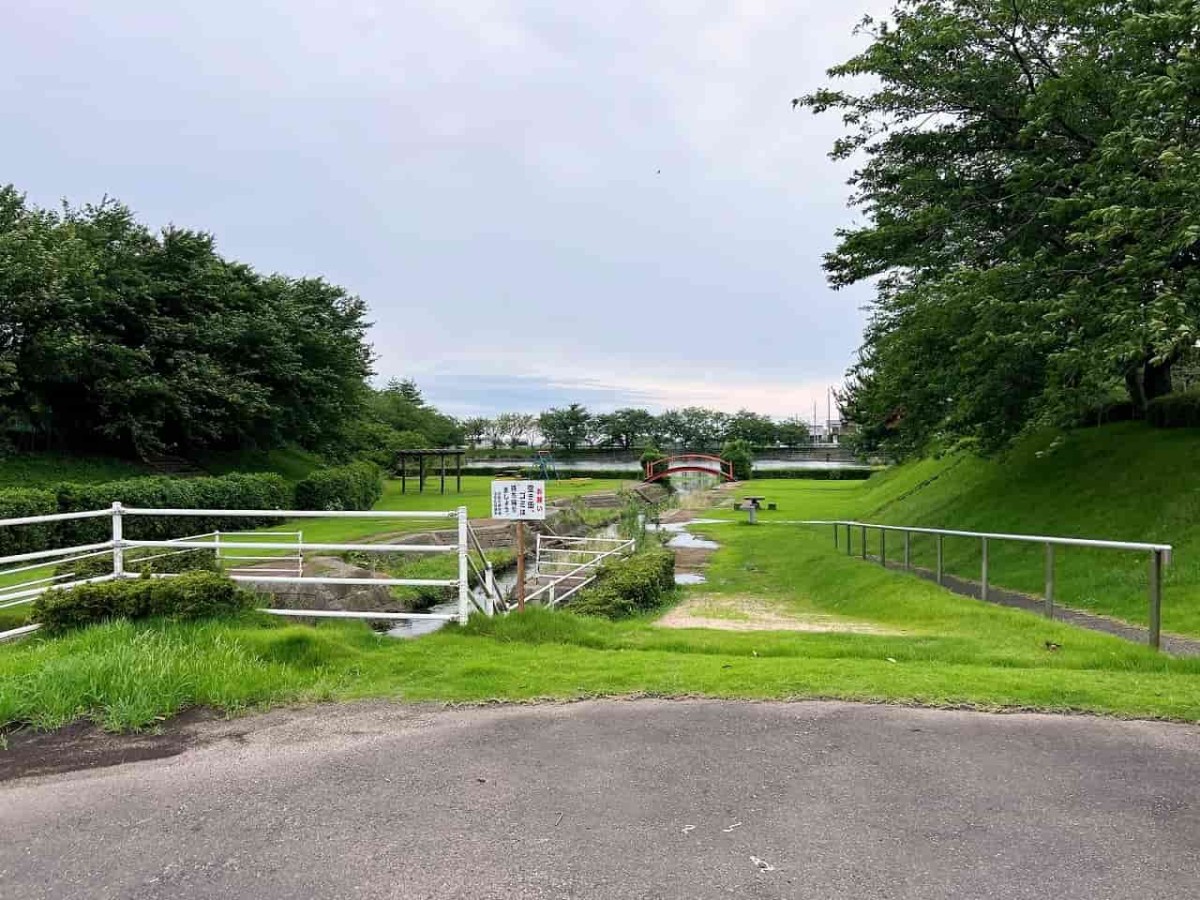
464,458,861,472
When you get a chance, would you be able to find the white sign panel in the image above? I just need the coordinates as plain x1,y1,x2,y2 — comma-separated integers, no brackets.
491,480,547,520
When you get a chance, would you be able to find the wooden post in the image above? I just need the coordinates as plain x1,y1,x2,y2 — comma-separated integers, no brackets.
419,454,425,493
440,453,446,495
516,521,527,612
456,452,462,493
401,457,407,494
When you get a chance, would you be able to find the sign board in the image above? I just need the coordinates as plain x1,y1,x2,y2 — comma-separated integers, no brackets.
491,480,546,520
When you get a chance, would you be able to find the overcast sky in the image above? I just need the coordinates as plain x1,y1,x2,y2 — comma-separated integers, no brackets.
4,1,888,421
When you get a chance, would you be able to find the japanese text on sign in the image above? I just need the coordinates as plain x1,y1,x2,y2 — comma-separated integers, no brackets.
490,480,546,520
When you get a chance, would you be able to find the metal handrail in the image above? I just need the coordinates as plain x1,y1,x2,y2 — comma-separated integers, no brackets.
803,519,1172,650
525,538,634,606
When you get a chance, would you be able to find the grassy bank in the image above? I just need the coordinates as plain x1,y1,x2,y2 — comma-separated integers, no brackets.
4,499,1199,731
721,423,1200,637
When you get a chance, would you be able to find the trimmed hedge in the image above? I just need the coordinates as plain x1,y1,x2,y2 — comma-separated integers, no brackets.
0,488,58,555
32,571,257,635
751,467,876,480
294,461,383,510
566,548,675,619
0,472,290,555
1147,390,1200,429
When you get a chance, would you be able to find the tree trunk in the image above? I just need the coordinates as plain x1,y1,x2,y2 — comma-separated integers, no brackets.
1126,356,1174,411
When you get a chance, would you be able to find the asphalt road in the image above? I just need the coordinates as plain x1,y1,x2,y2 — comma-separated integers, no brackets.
3,699,1198,899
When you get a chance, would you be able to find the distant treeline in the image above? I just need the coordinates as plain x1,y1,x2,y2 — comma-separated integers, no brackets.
460,405,818,452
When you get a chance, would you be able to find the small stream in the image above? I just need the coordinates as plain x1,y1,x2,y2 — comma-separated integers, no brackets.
388,487,721,638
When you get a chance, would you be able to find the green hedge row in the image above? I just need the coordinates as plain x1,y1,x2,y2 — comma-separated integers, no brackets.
750,467,876,480
1147,390,1200,429
0,463,386,557
0,472,289,556
32,571,256,635
566,548,675,619
294,461,383,510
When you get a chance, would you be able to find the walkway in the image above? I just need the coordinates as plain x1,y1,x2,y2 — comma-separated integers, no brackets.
4,700,1198,899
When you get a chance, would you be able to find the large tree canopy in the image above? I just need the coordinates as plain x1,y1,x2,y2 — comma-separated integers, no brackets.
801,0,1200,456
0,186,373,456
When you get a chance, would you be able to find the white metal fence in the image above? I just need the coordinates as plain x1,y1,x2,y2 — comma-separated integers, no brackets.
0,503,502,641
805,519,1173,649
521,533,635,608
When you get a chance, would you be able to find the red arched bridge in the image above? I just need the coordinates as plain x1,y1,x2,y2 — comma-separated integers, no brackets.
643,454,736,483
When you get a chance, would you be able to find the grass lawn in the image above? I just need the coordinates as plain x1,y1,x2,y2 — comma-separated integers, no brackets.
4,476,1200,732
0,453,152,487
715,424,1200,638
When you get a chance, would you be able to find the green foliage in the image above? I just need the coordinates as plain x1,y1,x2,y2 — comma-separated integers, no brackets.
567,548,675,619
594,408,658,449
32,571,255,635
721,439,754,481
751,467,874,480
0,488,56,554
538,404,592,451
52,473,291,544
294,461,383,510
725,409,778,446
57,547,218,581
776,417,811,447
658,407,728,450
1147,390,1200,429
0,472,290,554
801,0,1200,455
639,445,666,467
0,185,372,456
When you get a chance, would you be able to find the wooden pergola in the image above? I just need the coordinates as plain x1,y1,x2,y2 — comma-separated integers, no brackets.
395,448,465,494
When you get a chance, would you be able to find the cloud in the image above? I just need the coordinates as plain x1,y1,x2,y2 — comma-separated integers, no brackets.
3,0,890,416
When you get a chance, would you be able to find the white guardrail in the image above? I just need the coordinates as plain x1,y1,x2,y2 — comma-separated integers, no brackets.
804,520,1172,649
524,534,635,608
0,503,485,642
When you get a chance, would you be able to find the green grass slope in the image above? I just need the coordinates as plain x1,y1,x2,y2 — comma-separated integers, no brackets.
733,423,1200,637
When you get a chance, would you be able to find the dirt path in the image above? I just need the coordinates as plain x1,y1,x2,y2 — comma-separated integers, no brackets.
657,594,901,634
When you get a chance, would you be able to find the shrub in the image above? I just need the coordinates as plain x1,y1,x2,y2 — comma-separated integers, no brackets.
55,547,218,581
566,548,675,619
1146,390,1200,429
32,571,256,635
751,467,875,480
294,461,383,510
721,438,754,481
52,472,291,544
0,488,57,555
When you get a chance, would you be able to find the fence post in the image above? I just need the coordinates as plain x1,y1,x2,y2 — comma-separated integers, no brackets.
485,564,496,616
111,502,124,578
846,524,852,556
879,528,886,567
860,525,867,560
904,531,911,570
833,524,839,549
457,506,469,625
1044,543,1055,618
980,537,989,602
214,529,221,568
1149,549,1163,650
936,535,944,585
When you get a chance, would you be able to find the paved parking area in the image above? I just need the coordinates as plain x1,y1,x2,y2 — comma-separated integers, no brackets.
3,699,1198,898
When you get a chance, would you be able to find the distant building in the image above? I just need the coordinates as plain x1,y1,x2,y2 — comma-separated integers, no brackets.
810,419,856,445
